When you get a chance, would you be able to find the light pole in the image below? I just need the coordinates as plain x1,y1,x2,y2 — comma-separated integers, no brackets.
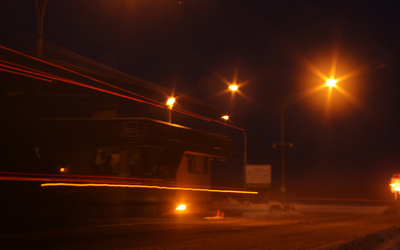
35,0,48,58
221,115,247,169
221,115,248,199
166,97,175,123
229,79,336,195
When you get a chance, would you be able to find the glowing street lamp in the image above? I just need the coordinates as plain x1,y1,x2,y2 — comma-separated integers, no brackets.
166,97,175,108
326,79,336,87
229,84,238,91
166,97,175,123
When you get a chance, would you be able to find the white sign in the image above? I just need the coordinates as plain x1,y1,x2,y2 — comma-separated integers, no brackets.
245,164,271,187
123,122,138,137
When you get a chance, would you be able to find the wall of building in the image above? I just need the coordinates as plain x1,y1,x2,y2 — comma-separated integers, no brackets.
175,152,211,214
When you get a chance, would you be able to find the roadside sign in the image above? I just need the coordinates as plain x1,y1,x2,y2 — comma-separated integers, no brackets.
123,122,138,137
245,164,271,187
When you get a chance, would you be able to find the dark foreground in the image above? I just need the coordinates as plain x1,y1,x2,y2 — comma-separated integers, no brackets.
1,213,400,250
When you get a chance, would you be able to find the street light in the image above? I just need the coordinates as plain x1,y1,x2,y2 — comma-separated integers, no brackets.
326,79,336,87
228,81,333,195
229,84,238,91
166,97,175,123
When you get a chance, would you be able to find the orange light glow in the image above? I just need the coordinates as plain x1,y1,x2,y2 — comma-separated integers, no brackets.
221,115,229,120
390,176,400,193
229,84,238,91
60,168,65,173
166,97,175,108
176,204,186,211
41,183,258,194
326,79,336,87
215,69,251,100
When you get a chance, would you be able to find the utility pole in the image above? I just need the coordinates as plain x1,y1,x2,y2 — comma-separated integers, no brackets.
35,0,48,58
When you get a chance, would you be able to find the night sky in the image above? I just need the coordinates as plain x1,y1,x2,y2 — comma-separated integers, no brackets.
2,0,400,197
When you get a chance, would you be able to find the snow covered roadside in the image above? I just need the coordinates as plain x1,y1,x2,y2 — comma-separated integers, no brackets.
212,198,389,216
332,227,400,250
294,204,388,214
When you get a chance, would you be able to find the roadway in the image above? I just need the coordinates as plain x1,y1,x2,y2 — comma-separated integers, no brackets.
1,212,400,250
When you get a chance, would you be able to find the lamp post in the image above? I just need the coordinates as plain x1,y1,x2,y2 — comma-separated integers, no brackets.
166,97,175,123
221,115,247,169
221,115,248,199
35,0,48,58
229,79,336,195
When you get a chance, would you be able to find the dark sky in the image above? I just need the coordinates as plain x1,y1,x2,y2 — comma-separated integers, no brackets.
2,0,400,194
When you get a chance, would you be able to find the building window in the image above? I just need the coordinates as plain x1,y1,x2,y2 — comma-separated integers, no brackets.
143,147,163,176
128,147,141,176
94,147,120,175
128,147,164,177
204,157,209,174
188,155,208,174
188,155,196,173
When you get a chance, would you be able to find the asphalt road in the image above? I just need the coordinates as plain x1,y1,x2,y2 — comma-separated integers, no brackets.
1,213,400,250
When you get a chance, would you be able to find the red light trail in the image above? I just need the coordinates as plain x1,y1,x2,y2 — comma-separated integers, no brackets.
1,46,243,131
0,171,162,182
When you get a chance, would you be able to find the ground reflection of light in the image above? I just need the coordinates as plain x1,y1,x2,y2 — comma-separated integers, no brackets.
176,204,186,211
41,183,258,194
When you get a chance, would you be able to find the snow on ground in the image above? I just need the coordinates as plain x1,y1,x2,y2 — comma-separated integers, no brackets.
212,198,400,249
332,227,400,250
294,204,388,214
212,198,388,216
332,205,400,250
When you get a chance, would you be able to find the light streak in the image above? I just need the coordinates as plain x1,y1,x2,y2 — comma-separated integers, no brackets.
1,46,244,131
0,58,57,79
0,46,164,106
0,176,52,182
0,171,162,182
0,67,52,82
0,175,142,185
41,183,258,194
